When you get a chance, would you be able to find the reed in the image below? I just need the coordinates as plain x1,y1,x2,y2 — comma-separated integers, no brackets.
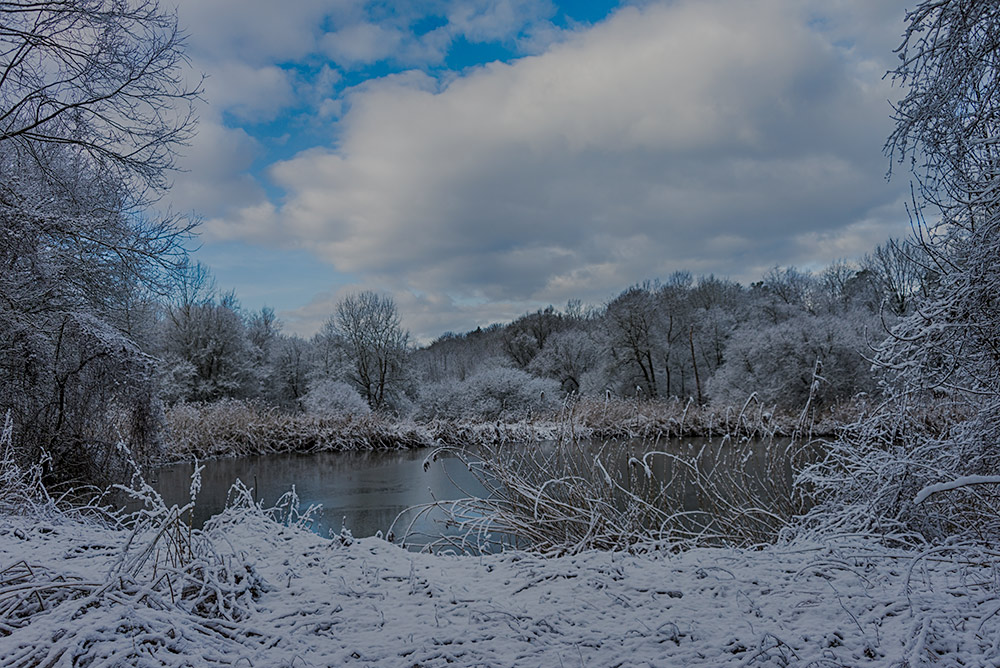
393,432,815,556
162,394,851,463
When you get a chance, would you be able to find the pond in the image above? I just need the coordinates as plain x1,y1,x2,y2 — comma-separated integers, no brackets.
150,437,803,552
150,448,489,542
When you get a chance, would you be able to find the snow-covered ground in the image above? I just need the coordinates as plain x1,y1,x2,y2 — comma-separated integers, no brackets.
2,496,998,667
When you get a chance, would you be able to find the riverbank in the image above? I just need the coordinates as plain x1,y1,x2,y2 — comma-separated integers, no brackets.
162,396,850,463
2,494,996,666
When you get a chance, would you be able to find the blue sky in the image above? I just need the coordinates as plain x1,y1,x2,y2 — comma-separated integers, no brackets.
167,0,912,342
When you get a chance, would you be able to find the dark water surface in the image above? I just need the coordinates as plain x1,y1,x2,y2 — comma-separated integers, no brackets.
151,437,799,548
151,448,488,540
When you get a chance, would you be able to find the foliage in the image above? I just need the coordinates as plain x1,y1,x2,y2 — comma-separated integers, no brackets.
527,328,602,394
158,280,257,403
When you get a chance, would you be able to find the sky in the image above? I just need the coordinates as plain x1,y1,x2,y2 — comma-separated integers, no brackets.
165,0,914,342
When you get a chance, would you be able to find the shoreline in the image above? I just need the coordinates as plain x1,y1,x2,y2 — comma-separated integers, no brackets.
160,397,844,465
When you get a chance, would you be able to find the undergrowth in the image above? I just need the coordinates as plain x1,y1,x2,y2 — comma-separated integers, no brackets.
162,394,849,463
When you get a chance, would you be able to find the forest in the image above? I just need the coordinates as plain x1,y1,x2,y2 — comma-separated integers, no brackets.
1,219,936,482
3,0,1000,664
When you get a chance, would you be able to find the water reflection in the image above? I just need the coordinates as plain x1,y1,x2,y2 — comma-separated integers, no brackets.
151,437,801,550
151,448,488,540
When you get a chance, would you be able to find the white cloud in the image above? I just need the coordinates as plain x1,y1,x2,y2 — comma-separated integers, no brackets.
203,62,298,123
173,0,338,64
169,0,914,340
445,0,556,43
167,120,263,220
209,0,909,331
321,22,406,67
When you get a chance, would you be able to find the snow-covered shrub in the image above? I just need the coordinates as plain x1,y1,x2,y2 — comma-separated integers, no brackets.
709,313,877,410
801,0,1000,544
303,379,371,417
416,366,559,421
463,366,559,419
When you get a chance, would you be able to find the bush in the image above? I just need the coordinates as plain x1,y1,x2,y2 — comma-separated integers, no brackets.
417,366,560,421
709,313,876,410
303,380,371,417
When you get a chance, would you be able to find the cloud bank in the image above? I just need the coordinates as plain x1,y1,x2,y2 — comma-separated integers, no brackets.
171,0,912,340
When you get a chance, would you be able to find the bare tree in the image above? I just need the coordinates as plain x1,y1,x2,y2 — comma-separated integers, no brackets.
861,239,926,316
605,284,662,397
1,0,200,194
331,292,410,411
0,0,199,483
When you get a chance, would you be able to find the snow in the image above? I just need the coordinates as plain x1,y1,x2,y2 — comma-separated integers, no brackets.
913,475,1000,505
3,497,999,666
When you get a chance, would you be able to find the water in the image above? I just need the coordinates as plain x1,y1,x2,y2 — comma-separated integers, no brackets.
150,437,801,549
150,448,489,541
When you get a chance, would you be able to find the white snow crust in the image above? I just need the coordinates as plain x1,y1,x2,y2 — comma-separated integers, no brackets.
3,505,999,667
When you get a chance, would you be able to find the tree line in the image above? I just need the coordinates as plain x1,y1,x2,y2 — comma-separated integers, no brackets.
131,236,935,426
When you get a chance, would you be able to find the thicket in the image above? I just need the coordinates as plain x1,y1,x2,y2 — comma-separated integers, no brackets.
0,0,198,486
802,0,1000,545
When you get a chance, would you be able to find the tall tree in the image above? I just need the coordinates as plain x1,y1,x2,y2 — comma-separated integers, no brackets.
331,292,410,411
0,0,198,483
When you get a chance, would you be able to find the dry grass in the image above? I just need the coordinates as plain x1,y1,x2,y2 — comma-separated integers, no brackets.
164,400,437,460
559,394,798,441
392,433,816,556
162,394,853,464
0,446,270,666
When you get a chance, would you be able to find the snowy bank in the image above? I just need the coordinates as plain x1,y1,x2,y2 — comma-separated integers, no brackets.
2,501,998,666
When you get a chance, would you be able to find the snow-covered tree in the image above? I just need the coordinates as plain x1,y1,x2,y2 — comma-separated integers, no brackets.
806,0,1000,541
158,283,256,402
502,306,566,369
329,292,410,411
878,0,1000,406
0,0,197,483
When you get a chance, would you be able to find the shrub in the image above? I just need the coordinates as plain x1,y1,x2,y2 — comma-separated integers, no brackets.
416,366,559,421
303,379,371,417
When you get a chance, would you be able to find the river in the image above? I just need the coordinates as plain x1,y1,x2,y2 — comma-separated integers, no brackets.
151,448,487,542
150,437,799,550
